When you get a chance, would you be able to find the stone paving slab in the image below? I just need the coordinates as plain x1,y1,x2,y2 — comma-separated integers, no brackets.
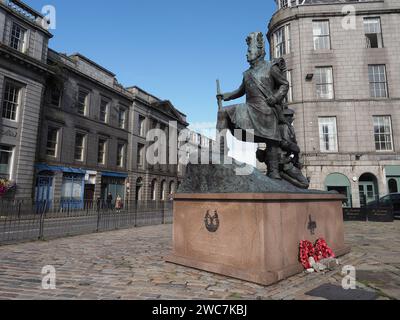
0,221,399,300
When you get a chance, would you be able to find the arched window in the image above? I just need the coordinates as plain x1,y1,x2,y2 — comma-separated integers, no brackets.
169,181,176,195
136,178,143,201
389,179,398,194
151,179,158,201
325,173,352,208
161,180,167,201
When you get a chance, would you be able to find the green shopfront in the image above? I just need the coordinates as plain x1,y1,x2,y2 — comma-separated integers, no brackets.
385,166,400,194
325,173,352,208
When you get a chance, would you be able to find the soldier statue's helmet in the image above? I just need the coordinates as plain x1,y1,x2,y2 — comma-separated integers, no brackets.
284,108,295,117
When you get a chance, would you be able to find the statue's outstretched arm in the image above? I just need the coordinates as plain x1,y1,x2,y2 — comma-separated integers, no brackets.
223,79,245,101
271,65,289,103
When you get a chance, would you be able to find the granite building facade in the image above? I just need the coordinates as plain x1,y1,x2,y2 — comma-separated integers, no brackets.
0,0,52,199
265,0,400,207
0,0,191,205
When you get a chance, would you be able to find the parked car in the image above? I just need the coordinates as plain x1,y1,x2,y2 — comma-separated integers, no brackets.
364,193,400,218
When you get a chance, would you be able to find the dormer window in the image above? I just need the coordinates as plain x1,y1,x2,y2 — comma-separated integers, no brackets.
10,23,27,53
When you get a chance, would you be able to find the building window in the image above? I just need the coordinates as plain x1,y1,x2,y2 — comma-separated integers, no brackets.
61,174,84,204
98,138,107,165
99,99,109,123
278,0,289,9
364,17,383,48
319,117,338,153
77,89,89,116
46,127,59,157
313,20,330,50
74,133,86,162
373,116,393,152
0,145,13,179
2,81,22,121
286,70,293,103
139,115,146,137
118,107,127,129
273,25,290,58
50,87,62,107
137,144,145,167
369,65,388,98
10,23,26,52
117,143,125,168
315,67,334,99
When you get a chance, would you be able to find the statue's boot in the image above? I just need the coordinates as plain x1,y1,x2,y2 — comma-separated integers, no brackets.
285,166,310,188
267,151,282,180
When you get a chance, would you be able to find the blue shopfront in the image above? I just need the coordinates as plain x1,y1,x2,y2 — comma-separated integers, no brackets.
35,164,86,209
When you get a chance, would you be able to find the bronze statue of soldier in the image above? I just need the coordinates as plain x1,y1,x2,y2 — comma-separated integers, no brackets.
216,32,289,180
278,109,310,189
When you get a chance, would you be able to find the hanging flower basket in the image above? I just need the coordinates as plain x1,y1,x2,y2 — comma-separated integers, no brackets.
0,178,17,197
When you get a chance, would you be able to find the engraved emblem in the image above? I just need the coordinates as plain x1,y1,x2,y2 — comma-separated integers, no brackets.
204,210,220,233
308,215,317,235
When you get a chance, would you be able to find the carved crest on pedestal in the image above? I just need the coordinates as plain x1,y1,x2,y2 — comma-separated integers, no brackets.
204,210,220,233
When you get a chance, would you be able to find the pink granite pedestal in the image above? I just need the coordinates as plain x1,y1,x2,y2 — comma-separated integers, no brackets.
166,193,351,286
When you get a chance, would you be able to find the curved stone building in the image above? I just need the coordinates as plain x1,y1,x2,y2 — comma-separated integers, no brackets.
265,0,400,207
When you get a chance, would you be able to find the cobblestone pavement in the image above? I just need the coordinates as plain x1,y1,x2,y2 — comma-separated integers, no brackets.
0,221,399,300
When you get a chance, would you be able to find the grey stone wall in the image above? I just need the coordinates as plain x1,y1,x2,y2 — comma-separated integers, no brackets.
0,64,45,199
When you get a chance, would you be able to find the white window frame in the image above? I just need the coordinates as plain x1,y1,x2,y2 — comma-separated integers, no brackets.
98,138,107,165
77,89,89,116
117,143,125,168
273,24,290,58
315,67,334,100
0,145,14,180
99,98,109,123
2,80,22,122
50,86,62,107
74,132,86,162
369,65,388,98
318,117,338,153
373,116,393,152
139,115,146,137
10,22,27,53
286,70,293,103
364,17,383,48
137,144,145,168
313,20,331,50
118,107,127,129
46,127,59,158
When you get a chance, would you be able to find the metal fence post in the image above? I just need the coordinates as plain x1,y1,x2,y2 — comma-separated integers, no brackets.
96,202,101,232
134,201,138,227
38,200,46,240
162,201,165,225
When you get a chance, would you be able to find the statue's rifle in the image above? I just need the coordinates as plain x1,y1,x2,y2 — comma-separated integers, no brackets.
216,79,223,111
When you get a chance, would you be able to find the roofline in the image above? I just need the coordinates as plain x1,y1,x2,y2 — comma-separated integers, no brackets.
48,49,133,101
127,85,161,102
128,85,187,117
69,53,116,77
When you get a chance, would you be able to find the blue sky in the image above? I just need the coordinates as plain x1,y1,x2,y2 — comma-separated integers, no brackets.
29,0,276,125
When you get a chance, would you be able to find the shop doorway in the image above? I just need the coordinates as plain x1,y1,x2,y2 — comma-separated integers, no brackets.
359,173,379,206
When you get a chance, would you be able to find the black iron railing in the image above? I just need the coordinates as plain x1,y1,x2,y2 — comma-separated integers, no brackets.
0,200,173,245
